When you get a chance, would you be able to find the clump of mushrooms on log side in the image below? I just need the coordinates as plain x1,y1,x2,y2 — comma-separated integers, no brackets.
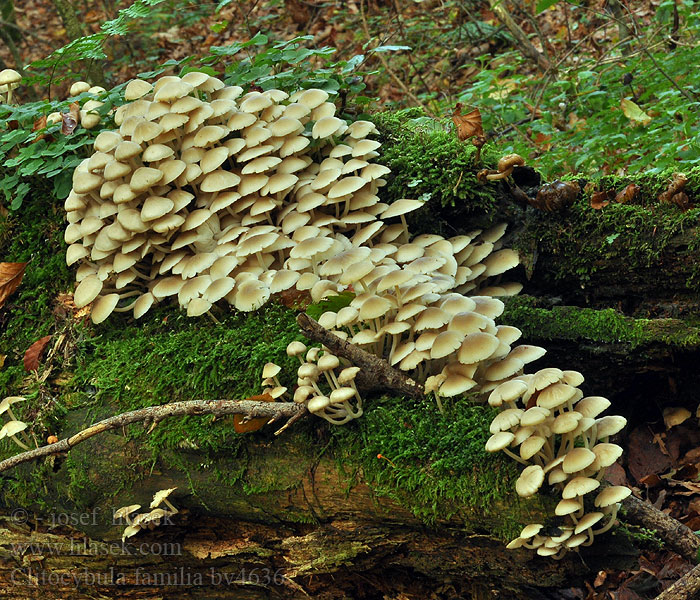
486,368,630,559
63,71,629,559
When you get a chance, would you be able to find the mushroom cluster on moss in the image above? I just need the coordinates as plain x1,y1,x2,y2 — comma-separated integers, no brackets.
283,341,363,424
485,367,631,558
117,487,178,541
64,72,523,325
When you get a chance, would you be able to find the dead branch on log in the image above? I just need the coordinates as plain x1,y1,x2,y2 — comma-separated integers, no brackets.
297,313,424,399
0,398,301,474
622,494,700,562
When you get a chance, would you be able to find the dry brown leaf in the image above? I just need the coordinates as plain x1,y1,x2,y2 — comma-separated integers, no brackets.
24,335,52,371
0,354,5,368
590,190,611,210
234,393,274,433
452,104,483,141
658,173,688,203
62,102,80,135
615,183,640,204
32,115,48,143
0,262,27,308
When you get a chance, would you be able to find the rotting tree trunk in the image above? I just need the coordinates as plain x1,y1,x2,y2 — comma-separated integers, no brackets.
0,430,638,600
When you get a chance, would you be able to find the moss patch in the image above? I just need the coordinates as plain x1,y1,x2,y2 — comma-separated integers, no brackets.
515,189,700,288
502,295,700,349
374,109,512,234
333,396,542,540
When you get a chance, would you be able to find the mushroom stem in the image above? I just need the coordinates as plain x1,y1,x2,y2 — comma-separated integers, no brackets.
592,506,619,535
502,447,529,466
485,167,513,181
9,434,29,450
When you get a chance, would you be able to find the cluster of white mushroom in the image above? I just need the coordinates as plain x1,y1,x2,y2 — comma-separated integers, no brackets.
45,80,109,129
284,341,363,424
117,487,178,541
63,72,524,325
0,396,29,450
485,368,631,558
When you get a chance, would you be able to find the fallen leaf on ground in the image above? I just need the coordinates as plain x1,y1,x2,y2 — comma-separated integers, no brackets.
24,335,52,371
621,98,652,126
62,102,80,135
0,262,27,308
615,183,640,204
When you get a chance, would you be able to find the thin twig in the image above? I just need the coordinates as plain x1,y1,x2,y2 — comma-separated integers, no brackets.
297,313,424,399
359,0,432,116
0,398,302,474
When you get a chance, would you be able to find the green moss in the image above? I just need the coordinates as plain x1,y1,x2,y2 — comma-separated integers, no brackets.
374,109,508,233
502,295,700,348
333,395,544,540
515,189,700,287
0,192,71,393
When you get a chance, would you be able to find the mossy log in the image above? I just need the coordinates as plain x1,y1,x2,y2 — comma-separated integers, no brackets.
0,425,639,600
1,110,698,598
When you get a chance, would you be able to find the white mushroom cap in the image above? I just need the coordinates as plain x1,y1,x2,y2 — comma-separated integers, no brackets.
562,447,596,474
594,485,631,508
515,465,545,497
562,476,600,499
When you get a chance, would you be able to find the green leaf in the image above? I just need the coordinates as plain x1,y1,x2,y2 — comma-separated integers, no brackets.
373,45,411,53
536,0,560,12
306,293,355,320
621,98,652,126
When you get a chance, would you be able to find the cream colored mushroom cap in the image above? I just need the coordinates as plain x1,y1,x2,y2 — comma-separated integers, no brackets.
520,406,550,427
562,447,596,474
537,383,577,410
489,408,524,434
307,395,331,413
595,415,627,438
150,487,177,509
485,357,524,382
0,68,21,86
74,275,103,308
124,79,153,100
515,465,545,497
594,485,631,508
562,476,600,499
574,512,605,534
382,199,424,220
551,411,582,434
92,293,120,324
574,396,611,418
0,420,27,438
485,431,515,453
555,498,582,516
591,442,623,467
519,435,546,460
488,379,529,407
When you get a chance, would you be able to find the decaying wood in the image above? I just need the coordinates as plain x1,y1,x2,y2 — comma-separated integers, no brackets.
0,397,301,474
654,563,700,600
622,494,700,562
296,313,424,398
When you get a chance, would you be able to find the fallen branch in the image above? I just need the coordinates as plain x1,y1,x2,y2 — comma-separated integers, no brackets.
0,398,301,474
622,494,700,562
297,313,424,399
654,563,700,600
